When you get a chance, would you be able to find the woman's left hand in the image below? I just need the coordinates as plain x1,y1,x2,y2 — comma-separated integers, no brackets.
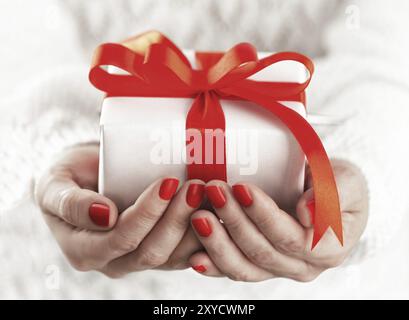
188,159,369,282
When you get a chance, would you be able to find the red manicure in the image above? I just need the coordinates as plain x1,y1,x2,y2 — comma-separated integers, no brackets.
306,199,315,225
205,185,226,208
89,203,110,227
186,183,205,208
192,218,212,237
159,178,179,200
192,265,206,273
232,184,253,207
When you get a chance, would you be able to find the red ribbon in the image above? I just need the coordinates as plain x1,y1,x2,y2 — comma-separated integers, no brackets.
89,30,343,248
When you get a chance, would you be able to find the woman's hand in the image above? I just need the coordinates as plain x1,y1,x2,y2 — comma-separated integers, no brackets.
188,159,369,282
35,144,204,278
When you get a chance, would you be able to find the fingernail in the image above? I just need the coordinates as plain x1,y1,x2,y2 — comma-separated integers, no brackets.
89,203,110,227
232,184,253,207
159,178,179,200
192,218,212,237
205,185,226,208
306,199,315,225
192,265,206,273
186,183,205,208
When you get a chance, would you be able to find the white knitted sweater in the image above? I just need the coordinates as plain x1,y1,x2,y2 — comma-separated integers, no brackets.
0,0,408,299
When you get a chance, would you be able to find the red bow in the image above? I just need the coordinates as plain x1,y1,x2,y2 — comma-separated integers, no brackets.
89,31,343,249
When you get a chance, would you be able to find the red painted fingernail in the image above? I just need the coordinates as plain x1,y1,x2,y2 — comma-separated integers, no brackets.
89,203,110,227
232,184,253,207
192,218,212,237
306,199,315,225
192,265,206,273
159,178,179,200
186,183,205,208
205,185,226,208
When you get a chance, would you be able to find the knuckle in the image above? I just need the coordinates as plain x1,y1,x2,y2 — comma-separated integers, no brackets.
108,231,140,254
135,250,168,268
253,211,274,227
138,202,162,223
293,271,319,283
101,268,125,279
209,243,226,260
275,237,304,255
35,171,56,210
322,254,346,268
247,248,274,267
335,160,362,179
59,189,80,224
165,257,187,270
168,216,189,235
227,270,251,282
104,272,123,279
224,217,243,234
66,255,92,272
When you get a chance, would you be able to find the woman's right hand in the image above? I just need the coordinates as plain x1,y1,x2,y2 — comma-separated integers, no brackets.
35,144,204,278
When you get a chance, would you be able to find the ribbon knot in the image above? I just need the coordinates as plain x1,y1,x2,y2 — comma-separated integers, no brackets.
89,30,343,249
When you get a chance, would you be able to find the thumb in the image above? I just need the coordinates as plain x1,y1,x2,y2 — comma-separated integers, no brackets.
36,172,118,230
296,187,315,228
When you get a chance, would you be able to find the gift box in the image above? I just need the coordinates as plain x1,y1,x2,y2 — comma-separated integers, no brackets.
90,31,343,248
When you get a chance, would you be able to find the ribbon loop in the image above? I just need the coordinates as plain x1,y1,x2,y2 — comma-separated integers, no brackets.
206,42,258,88
89,31,343,249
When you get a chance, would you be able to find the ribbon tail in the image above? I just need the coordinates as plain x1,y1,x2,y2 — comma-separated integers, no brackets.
309,153,344,249
312,213,343,249
224,86,344,249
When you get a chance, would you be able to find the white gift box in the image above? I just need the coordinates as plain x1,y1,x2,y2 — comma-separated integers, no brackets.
99,51,308,212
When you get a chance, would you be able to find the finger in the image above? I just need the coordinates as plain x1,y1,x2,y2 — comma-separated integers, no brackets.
296,188,315,228
189,251,224,277
206,180,308,277
295,160,369,266
41,213,113,271
303,160,368,215
44,177,180,272
105,177,179,260
106,180,204,273
163,227,204,270
232,182,350,273
37,171,118,230
231,182,308,258
191,210,273,282
295,184,356,266
297,160,368,230
332,159,369,214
